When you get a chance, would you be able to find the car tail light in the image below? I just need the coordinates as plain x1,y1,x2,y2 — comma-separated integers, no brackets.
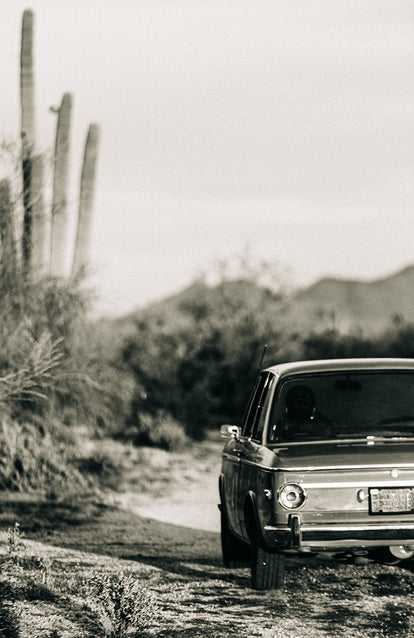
278,484,307,510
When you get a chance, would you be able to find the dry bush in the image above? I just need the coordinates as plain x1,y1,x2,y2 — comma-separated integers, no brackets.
126,409,188,451
0,417,89,495
85,570,158,637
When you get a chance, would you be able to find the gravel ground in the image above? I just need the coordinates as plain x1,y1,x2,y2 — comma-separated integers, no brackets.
1,435,414,637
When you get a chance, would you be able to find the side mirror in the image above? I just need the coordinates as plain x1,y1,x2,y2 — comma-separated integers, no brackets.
220,424,240,439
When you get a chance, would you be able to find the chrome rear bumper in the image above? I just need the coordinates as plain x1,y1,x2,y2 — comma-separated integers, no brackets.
263,517,414,550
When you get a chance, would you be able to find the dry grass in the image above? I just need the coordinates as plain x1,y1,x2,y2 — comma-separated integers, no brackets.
0,437,413,637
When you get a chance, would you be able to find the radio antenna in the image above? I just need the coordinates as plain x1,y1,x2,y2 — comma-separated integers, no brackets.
258,344,268,371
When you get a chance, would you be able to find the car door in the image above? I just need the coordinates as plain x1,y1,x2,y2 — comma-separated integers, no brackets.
222,374,267,535
229,373,274,536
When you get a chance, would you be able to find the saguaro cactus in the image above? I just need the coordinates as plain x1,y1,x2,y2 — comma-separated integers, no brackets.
0,179,16,274
30,154,47,276
50,92,73,277
17,9,100,280
20,8,45,275
72,124,100,275
20,9,35,160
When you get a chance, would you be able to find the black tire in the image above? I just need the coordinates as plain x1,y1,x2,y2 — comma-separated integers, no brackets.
220,508,251,568
369,547,402,565
251,533,285,590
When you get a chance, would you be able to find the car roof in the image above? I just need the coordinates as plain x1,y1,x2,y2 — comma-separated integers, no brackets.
264,358,414,379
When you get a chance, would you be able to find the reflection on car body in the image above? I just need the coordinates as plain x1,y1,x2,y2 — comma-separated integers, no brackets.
219,358,414,589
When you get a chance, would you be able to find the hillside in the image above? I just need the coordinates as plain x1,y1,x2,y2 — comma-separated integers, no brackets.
112,277,286,334
293,264,414,334
112,264,414,337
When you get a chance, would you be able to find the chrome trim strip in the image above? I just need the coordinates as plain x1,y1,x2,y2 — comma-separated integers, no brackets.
264,523,414,533
303,480,414,489
222,453,414,473
302,524,414,532
264,525,290,532
222,452,240,461
242,459,414,472
287,464,414,471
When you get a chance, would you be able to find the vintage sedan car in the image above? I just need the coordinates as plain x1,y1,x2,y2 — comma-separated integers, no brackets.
219,358,414,589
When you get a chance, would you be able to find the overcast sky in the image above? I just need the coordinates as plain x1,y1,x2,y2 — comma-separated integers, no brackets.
1,1,414,315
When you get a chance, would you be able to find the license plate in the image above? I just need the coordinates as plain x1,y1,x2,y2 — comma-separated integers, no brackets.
369,488,414,514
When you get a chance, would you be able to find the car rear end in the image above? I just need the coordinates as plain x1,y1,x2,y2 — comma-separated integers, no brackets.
264,452,414,557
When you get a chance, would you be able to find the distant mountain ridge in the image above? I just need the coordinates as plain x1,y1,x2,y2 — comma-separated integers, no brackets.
114,264,414,336
292,264,414,334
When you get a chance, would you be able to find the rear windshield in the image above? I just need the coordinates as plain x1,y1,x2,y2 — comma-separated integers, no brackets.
267,371,414,443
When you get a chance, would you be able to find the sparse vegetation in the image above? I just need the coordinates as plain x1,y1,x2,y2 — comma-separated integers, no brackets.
0,249,135,498
1,5,413,635
0,519,160,637
122,278,285,440
85,570,159,637
3,268,414,635
121,272,414,440
0,443,413,638
125,409,188,451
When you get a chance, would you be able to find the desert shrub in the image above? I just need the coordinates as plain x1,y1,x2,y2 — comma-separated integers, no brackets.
0,267,85,417
0,330,63,410
0,417,89,495
122,279,284,439
0,599,19,638
297,323,414,362
377,322,414,358
0,254,137,489
0,255,135,433
76,448,124,490
49,319,135,435
298,329,376,361
127,410,187,451
122,271,414,441
86,571,158,638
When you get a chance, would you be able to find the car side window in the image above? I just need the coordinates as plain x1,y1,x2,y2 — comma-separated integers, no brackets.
242,373,272,439
252,375,274,442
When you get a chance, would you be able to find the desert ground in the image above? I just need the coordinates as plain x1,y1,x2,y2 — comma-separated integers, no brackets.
0,434,414,637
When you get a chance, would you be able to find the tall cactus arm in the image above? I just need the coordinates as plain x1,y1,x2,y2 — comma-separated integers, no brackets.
50,92,73,277
0,179,11,248
0,179,16,271
20,8,37,273
30,154,47,277
20,9,35,159
72,123,100,276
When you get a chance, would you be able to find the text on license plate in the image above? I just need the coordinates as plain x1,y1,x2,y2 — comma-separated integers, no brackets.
369,487,414,514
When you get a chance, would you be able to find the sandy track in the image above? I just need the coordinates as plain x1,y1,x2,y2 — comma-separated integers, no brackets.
108,435,223,533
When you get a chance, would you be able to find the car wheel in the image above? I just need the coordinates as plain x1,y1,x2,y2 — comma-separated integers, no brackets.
220,508,251,568
251,532,285,590
370,546,413,565
370,547,401,565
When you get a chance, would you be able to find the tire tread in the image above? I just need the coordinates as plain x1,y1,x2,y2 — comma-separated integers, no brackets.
251,543,285,590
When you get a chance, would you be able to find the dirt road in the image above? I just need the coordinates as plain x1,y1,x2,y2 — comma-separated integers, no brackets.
1,435,414,637
109,435,222,533
106,434,414,637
